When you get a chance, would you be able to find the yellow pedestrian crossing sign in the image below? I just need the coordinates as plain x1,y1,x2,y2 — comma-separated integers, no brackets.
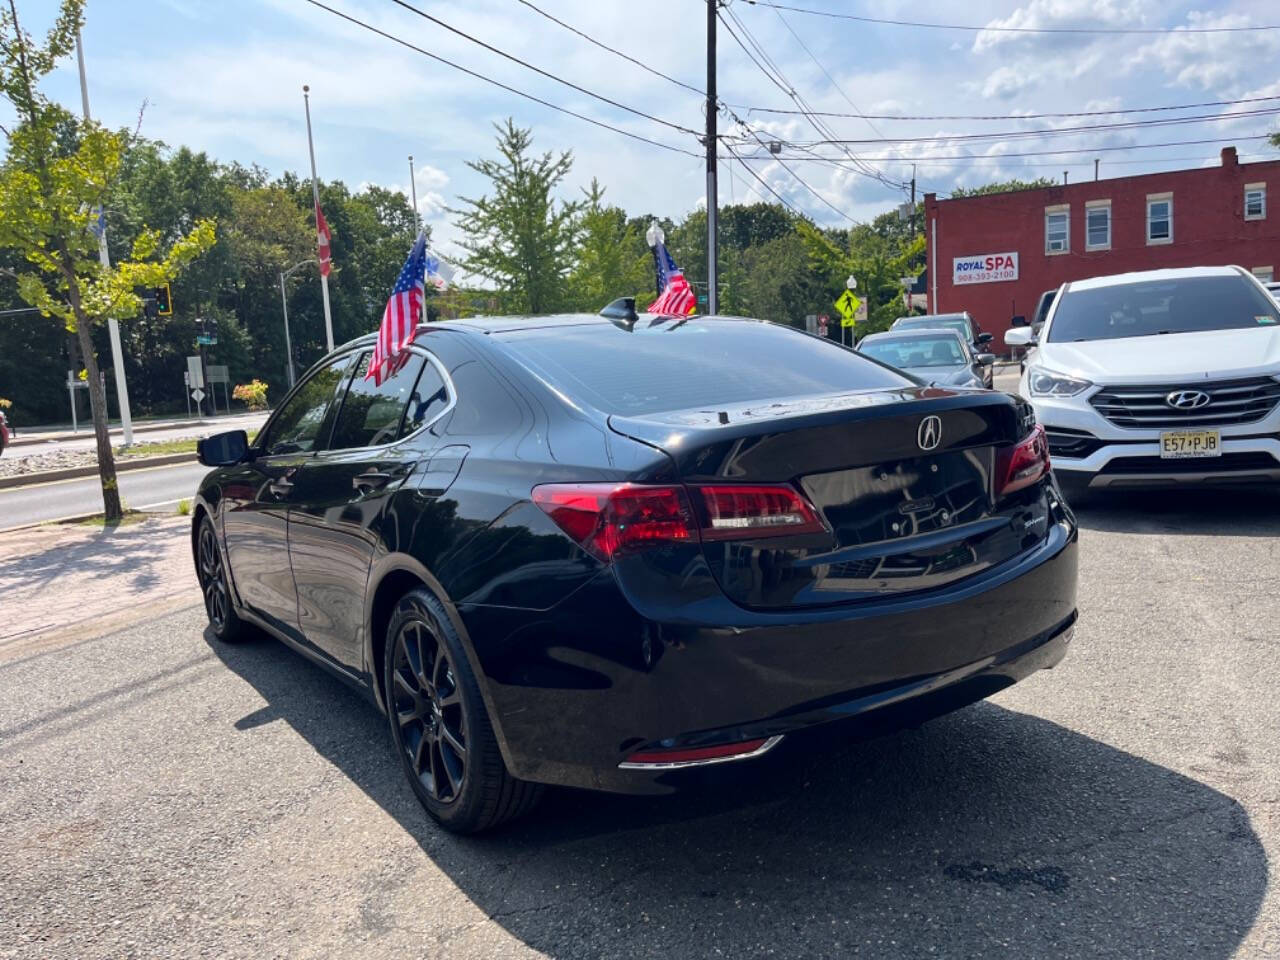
835,289,861,327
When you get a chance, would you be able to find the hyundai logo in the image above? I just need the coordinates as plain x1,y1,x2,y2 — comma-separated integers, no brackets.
917,415,943,451
1166,390,1211,410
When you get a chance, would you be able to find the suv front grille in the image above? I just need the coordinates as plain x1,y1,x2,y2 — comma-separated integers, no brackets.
1090,377,1280,428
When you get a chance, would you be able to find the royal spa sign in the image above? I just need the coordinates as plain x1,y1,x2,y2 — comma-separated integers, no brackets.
952,252,1019,285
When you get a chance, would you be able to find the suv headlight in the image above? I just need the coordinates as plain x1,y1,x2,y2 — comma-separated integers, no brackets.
1027,367,1092,398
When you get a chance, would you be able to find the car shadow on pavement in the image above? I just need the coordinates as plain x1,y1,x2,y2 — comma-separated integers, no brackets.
208,629,1267,959
1070,486,1280,537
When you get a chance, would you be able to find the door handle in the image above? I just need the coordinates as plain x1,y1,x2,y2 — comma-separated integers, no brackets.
268,474,295,498
353,470,394,493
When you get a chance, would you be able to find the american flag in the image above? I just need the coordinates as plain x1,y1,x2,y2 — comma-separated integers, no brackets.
648,239,696,316
316,203,333,277
366,231,428,385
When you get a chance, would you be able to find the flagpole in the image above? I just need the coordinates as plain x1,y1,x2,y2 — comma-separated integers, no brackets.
303,85,335,353
408,155,420,231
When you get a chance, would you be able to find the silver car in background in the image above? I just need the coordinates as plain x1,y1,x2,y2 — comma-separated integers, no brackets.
856,328,995,389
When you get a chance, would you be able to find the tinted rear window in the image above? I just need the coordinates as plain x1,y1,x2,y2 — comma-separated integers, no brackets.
1049,274,1280,342
501,320,910,415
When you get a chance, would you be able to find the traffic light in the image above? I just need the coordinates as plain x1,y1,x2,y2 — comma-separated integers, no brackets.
155,283,173,316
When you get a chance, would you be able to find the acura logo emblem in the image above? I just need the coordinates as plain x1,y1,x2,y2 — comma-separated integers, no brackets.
917,415,942,451
1166,390,1210,410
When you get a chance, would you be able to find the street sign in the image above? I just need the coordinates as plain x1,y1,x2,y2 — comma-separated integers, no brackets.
191,388,206,403
186,356,205,389
196,333,217,346
696,295,708,307
835,289,861,327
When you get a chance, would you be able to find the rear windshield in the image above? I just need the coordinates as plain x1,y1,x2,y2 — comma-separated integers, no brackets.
1048,275,1280,342
859,335,966,368
500,320,911,416
895,316,972,339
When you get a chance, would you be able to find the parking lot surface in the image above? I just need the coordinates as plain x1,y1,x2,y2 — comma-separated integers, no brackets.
2,488,1278,958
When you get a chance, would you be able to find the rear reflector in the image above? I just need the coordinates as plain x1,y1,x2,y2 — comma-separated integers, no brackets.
996,423,1050,497
619,736,782,769
532,482,825,561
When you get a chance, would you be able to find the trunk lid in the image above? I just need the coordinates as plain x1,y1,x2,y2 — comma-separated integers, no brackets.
609,387,1050,610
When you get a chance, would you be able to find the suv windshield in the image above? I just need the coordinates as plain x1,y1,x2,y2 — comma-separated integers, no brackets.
860,335,965,368
1048,275,1280,342
895,316,973,341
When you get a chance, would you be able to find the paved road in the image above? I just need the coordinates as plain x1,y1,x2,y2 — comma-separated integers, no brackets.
0,461,209,530
6,412,266,461
2,487,1278,958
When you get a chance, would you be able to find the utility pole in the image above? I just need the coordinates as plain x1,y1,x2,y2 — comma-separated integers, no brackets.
75,29,133,446
909,164,917,238
705,0,718,316
302,85,335,353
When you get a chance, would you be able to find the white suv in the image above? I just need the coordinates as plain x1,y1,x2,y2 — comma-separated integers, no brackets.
1005,265,1280,497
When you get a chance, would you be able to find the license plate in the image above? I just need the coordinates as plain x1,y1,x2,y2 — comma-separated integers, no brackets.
1160,430,1221,459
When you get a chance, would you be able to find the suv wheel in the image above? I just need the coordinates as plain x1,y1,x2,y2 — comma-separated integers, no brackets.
384,587,542,834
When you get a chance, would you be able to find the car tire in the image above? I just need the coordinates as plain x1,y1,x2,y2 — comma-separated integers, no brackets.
196,515,248,643
384,587,542,834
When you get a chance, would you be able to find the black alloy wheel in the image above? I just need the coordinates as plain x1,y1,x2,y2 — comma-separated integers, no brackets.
383,587,542,833
391,618,468,803
197,516,245,642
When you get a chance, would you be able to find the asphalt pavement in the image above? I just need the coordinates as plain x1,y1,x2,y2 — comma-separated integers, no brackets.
2,485,1278,958
0,461,210,530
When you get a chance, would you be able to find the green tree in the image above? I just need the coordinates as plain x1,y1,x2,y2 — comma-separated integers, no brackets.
0,0,215,520
452,119,582,313
949,177,1057,198
567,179,649,310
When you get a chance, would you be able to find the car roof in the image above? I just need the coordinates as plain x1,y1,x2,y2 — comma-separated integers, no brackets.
860,327,965,343
1066,265,1244,293
895,312,970,324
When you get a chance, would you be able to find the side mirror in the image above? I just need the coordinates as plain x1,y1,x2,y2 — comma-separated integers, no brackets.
198,429,249,467
976,331,994,345
976,353,996,366
1004,327,1033,348
1010,314,1028,328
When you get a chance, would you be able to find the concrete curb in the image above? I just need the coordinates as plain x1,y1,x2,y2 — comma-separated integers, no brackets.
0,452,198,491
8,412,269,448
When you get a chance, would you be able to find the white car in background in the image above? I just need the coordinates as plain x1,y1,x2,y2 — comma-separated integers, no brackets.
1005,265,1280,499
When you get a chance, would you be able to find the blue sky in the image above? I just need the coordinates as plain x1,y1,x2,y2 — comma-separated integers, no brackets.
15,0,1280,261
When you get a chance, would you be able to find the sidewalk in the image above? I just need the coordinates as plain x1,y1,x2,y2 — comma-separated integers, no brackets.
9,410,267,448
0,514,198,660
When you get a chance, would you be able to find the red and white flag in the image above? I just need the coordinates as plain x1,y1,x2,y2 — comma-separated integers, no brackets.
649,271,695,316
316,203,332,277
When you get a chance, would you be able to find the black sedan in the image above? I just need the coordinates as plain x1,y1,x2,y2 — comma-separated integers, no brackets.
193,310,1078,833
856,328,995,389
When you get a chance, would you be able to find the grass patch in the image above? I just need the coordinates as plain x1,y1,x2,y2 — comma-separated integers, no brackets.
115,438,198,458
176,498,191,516
59,509,148,529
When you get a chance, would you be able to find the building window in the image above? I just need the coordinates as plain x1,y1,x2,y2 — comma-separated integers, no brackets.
1085,200,1111,251
1147,193,1172,245
1045,205,1069,255
1253,266,1274,283
1245,183,1266,221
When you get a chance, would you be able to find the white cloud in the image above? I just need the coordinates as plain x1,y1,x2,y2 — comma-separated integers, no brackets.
973,0,1151,53
1126,11,1280,90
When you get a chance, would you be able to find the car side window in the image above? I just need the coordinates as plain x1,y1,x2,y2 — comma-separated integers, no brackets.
328,351,427,451
400,359,450,438
258,357,350,456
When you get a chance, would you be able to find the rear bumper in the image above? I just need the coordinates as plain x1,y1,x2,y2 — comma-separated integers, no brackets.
461,516,1078,794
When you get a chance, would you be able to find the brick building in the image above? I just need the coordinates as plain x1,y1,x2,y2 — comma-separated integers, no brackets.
922,146,1280,344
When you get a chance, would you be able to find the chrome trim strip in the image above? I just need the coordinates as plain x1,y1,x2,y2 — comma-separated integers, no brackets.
617,735,785,771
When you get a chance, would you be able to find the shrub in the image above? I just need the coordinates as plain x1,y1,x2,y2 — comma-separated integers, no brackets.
232,379,269,411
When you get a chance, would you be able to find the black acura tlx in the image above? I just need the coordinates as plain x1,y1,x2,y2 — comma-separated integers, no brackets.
193,310,1078,834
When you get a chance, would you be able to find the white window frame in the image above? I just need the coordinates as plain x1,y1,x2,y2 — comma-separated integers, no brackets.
1146,192,1173,245
1245,182,1266,221
1044,204,1070,255
1252,265,1274,283
1085,199,1111,251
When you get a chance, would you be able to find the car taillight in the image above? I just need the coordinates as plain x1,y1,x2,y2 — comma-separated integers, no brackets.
531,482,825,561
996,423,1050,497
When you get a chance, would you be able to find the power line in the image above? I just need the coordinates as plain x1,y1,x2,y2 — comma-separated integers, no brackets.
387,0,700,136
739,0,1280,34
301,0,700,156
745,94,1280,122
730,133,1275,163
515,0,705,97
779,107,1280,147
722,142,806,217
